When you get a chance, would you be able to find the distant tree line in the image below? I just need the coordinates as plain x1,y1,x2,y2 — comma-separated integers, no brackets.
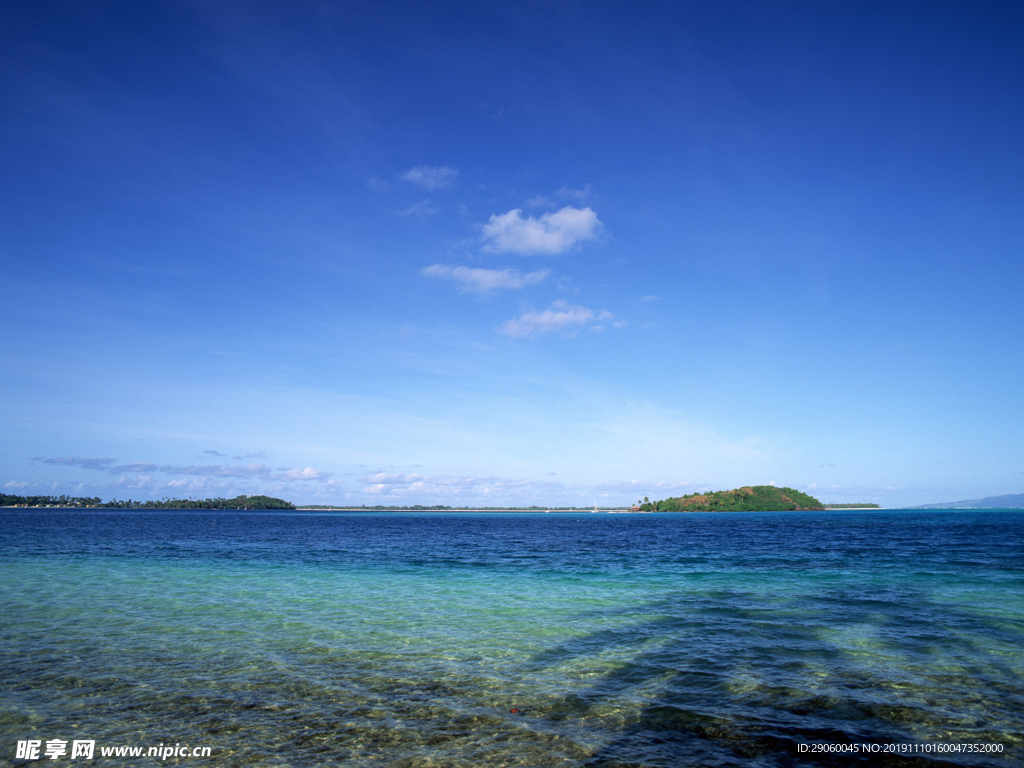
301,504,457,510
823,503,880,509
2,493,294,510
0,493,102,507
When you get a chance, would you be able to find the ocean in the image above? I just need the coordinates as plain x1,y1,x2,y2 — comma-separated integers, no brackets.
1,509,1021,767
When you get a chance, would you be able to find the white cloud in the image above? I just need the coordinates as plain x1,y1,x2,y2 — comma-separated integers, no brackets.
362,472,424,487
273,467,331,481
110,462,159,473
419,264,549,295
163,477,235,493
159,463,272,477
501,301,619,338
31,452,332,491
403,165,458,190
114,474,154,490
639,295,660,303
102,462,331,482
359,472,563,500
39,456,117,470
399,199,440,217
556,184,593,200
482,206,603,255
594,479,700,495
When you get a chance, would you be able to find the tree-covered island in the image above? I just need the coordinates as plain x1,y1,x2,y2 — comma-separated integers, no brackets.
1,493,294,509
637,485,823,512
0,493,102,508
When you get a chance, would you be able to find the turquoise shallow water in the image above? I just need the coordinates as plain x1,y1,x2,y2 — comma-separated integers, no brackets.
1,509,1022,767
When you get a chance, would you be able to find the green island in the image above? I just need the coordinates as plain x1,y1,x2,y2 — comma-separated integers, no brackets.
1,493,294,509
1,494,102,508
823,502,880,509
637,485,823,512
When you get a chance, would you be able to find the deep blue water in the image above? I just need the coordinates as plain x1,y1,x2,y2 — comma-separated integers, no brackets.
1,509,1022,767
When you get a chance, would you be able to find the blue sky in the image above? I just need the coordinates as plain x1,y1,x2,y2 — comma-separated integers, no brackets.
2,1,1022,507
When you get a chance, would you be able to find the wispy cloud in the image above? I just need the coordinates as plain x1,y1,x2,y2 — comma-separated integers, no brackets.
349,471,702,506
38,456,117,470
419,264,550,295
593,479,699,495
158,463,332,482
482,206,604,255
362,472,424,487
403,165,458,190
157,463,273,477
399,199,440,217
275,467,331,481
639,295,660,303
203,449,226,457
359,472,563,499
114,474,154,491
589,317,627,333
109,462,159,473
556,184,593,201
34,455,329,483
501,300,616,338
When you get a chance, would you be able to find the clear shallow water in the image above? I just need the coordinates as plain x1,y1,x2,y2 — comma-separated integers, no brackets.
1,510,1022,767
